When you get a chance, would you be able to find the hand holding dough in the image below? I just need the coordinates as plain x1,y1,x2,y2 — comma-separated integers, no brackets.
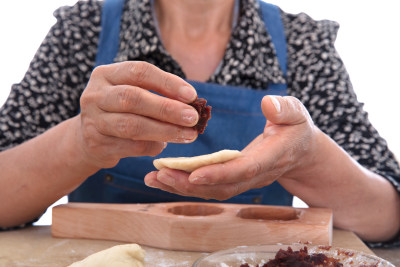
68,244,145,267
153,149,242,172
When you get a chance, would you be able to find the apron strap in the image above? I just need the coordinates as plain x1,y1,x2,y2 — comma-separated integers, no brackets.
94,0,125,67
259,1,287,91
259,1,287,76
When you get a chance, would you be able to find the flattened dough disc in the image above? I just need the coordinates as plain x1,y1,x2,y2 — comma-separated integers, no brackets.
153,149,242,172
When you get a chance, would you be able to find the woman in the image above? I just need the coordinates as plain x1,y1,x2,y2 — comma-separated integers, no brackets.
0,0,399,247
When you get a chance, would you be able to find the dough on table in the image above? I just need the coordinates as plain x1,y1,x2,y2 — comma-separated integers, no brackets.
68,244,145,267
153,149,242,172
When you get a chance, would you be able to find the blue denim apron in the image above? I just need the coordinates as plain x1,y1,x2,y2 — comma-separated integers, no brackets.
69,0,292,205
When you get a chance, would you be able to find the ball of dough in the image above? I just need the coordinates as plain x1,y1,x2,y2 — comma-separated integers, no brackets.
68,244,145,267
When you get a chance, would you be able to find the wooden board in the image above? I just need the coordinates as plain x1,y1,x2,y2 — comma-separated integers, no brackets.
52,202,332,252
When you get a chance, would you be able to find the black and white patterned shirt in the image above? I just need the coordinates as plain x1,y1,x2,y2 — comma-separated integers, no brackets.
0,0,399,247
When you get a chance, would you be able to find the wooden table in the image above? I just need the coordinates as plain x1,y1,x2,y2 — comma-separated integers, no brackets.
0,226,398,266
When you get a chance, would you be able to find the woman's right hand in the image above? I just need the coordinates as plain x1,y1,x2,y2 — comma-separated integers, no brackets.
78,61,199,168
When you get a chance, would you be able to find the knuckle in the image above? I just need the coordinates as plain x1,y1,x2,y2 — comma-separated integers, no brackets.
129,61,151,84
116,117,142,139
117,86,141,110
163,74,173,91
79,93,89,109
80,87,98,109
158,100,174,120
81,83,107,111
91,65,107,80
129,120,143,139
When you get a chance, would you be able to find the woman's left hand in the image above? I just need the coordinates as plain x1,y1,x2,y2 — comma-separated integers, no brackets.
144,95,319,200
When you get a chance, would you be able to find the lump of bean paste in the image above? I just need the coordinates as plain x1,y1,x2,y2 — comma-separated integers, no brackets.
190,97,211,134
240,246,343,267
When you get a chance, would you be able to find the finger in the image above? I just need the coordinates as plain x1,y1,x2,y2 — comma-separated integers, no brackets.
144,170,221,199
153,168,244,201
188,135,285,185
111,138,166,158
144,171,189,196
187,154,258,185
98,85,199,127
93,61,197,103
96,111,198,143
84,135,166,168
261,95,310,125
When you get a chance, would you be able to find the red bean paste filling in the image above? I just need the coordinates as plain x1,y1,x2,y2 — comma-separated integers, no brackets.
189,97,212,134
240,246,344,267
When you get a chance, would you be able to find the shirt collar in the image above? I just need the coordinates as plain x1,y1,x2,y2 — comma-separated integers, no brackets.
115,0,285,87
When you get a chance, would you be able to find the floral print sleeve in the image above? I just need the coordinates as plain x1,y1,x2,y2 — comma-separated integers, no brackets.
0,0,101,150
0,1,102,230
282,12,400,247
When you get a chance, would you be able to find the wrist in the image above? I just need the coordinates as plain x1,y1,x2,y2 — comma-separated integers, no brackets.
58,116,101,177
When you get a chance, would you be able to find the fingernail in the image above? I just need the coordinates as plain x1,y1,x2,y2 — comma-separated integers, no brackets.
145,181,157,188
181,109,198,124
174,128,197,143
182,129,197,143
163,142,168,148
157,173,176,186
179,85,197,102
269,95,281,113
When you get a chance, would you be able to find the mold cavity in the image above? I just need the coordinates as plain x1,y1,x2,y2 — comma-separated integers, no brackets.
237,207,299,221
168,205,224,216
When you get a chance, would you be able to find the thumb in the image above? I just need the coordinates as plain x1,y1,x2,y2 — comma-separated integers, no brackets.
261,95,310,126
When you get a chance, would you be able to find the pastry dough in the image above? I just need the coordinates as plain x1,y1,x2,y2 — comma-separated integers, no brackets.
153,149,242,172
68,244,145,267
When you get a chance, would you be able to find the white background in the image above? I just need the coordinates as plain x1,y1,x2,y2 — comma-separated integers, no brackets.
1,1,399,225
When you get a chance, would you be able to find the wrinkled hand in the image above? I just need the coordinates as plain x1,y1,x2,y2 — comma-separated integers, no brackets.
144,95,318,200
78,61,199,168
